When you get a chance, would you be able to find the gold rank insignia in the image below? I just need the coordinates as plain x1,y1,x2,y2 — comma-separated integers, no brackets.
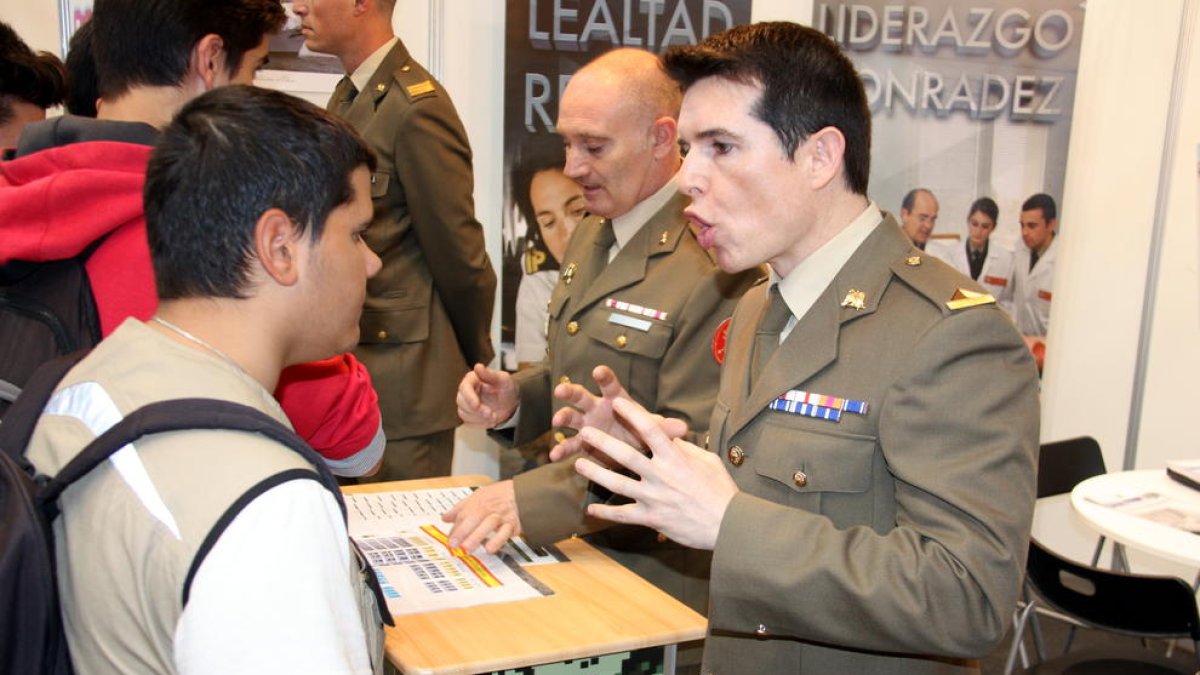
906,255,922,266
946,288,996,310
406,80,435,97
659,231,669,245
841,289,866,310
563,262,577,285
375,83,386,93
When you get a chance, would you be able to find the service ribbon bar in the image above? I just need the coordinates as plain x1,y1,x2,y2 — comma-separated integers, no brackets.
767,399,842,421
605,298,668,321
776,389,869,417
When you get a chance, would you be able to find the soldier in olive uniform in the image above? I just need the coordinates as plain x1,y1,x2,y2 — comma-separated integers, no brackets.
293,0,496,479
447,49,760,627
553,24,1040,674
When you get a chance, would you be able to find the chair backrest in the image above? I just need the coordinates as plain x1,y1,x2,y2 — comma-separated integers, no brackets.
1026,538,1200,641
1037,436,1106,499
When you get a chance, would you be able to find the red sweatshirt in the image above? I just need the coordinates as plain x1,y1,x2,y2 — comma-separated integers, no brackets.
1,137,382,466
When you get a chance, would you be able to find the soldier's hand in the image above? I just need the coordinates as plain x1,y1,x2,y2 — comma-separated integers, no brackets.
574,397,736,551
443,480,522,554
549,365,687,463
456,364,519,428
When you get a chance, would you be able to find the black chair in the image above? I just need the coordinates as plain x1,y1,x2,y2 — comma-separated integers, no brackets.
1007,436,1111,670
1004,538,1200,674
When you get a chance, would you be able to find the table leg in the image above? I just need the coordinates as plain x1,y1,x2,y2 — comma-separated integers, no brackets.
663,644,677,675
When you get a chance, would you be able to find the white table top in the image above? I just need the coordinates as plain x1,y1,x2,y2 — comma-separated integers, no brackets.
1071,469,1200,568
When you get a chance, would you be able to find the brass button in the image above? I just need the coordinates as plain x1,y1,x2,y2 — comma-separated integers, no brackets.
792,470,808,487
377,330,388,340
656,532,668,543
401,65,411,72
559,375,571,385
756,624,769,636
616,335,627,348
728,446,745,466
567,321,579,335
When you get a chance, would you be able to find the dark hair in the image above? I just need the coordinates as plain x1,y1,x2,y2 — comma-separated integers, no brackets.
145,85,375,300
968,196,999,225
901,187,934,213
91,0,285,99
0,21,68,124
1021,193,1057,222
511,136,572,269
663,22,870,195
64,21,99,117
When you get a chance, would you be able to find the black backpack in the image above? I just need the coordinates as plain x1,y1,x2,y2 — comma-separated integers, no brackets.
0,240,105,419
0,353,393,675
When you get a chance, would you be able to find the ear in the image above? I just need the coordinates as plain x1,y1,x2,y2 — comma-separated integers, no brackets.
191,34,226,91
803,126,847,192
1048,218,1058,234
649,115,679,159
255,208,304,287
352,0,371,17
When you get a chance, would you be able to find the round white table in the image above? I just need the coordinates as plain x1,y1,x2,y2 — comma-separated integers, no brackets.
1071,469,1200,568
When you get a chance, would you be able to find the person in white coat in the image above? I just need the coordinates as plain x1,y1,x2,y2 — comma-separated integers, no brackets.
930,197,1015,314
1011,193,1058,365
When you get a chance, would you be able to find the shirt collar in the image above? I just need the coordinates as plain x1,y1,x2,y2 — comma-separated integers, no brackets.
349,37,399,93
609,174,680,253
774,201,882,326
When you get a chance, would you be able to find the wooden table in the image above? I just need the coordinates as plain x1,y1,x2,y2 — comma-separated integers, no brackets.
344,475,707,675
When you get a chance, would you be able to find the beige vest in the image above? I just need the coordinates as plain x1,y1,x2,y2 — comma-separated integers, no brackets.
27,320,384,674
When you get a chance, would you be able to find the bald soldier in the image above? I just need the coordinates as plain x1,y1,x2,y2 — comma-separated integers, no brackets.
447,48,759,628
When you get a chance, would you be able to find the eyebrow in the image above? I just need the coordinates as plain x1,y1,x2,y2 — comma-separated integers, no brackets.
685,127,742,142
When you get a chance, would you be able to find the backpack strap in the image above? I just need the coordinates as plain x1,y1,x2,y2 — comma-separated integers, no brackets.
41,399,343,514
0,351,90,466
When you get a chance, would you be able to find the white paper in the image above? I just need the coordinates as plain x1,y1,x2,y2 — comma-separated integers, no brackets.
347,488,561,616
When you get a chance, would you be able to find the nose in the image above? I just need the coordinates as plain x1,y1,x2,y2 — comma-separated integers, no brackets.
364,245,382,279
292,1,308,15
562,147,587,180
678,152,704,197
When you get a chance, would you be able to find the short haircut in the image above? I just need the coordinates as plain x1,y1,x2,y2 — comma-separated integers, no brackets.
64,21,99,117
0,21,68,124
901,187,934,213
969,197,999,225
145,86,375,300
91,0,285,100
1021,193,1057,222
663,22,870,195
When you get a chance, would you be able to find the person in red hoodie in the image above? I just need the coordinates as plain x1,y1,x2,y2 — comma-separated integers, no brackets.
0,0,384,476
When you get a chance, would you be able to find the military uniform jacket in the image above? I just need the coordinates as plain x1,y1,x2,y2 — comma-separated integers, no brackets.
331,40,496,440
928,239,1015,315
512,192,760,613
703,218,1039,674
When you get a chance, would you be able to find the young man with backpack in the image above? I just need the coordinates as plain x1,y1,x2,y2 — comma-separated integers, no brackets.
20,84,387,674
0,0,385,476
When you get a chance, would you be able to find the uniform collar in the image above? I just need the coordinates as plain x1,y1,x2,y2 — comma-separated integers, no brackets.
773,201,882,328
349,37,400,93
610,174,680,254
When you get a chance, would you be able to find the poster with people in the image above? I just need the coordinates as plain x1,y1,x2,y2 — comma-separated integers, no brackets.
499,0,753,370
814,0,1085,365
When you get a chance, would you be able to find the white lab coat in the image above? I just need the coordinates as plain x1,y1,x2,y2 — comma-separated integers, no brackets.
1012,236,1058,337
